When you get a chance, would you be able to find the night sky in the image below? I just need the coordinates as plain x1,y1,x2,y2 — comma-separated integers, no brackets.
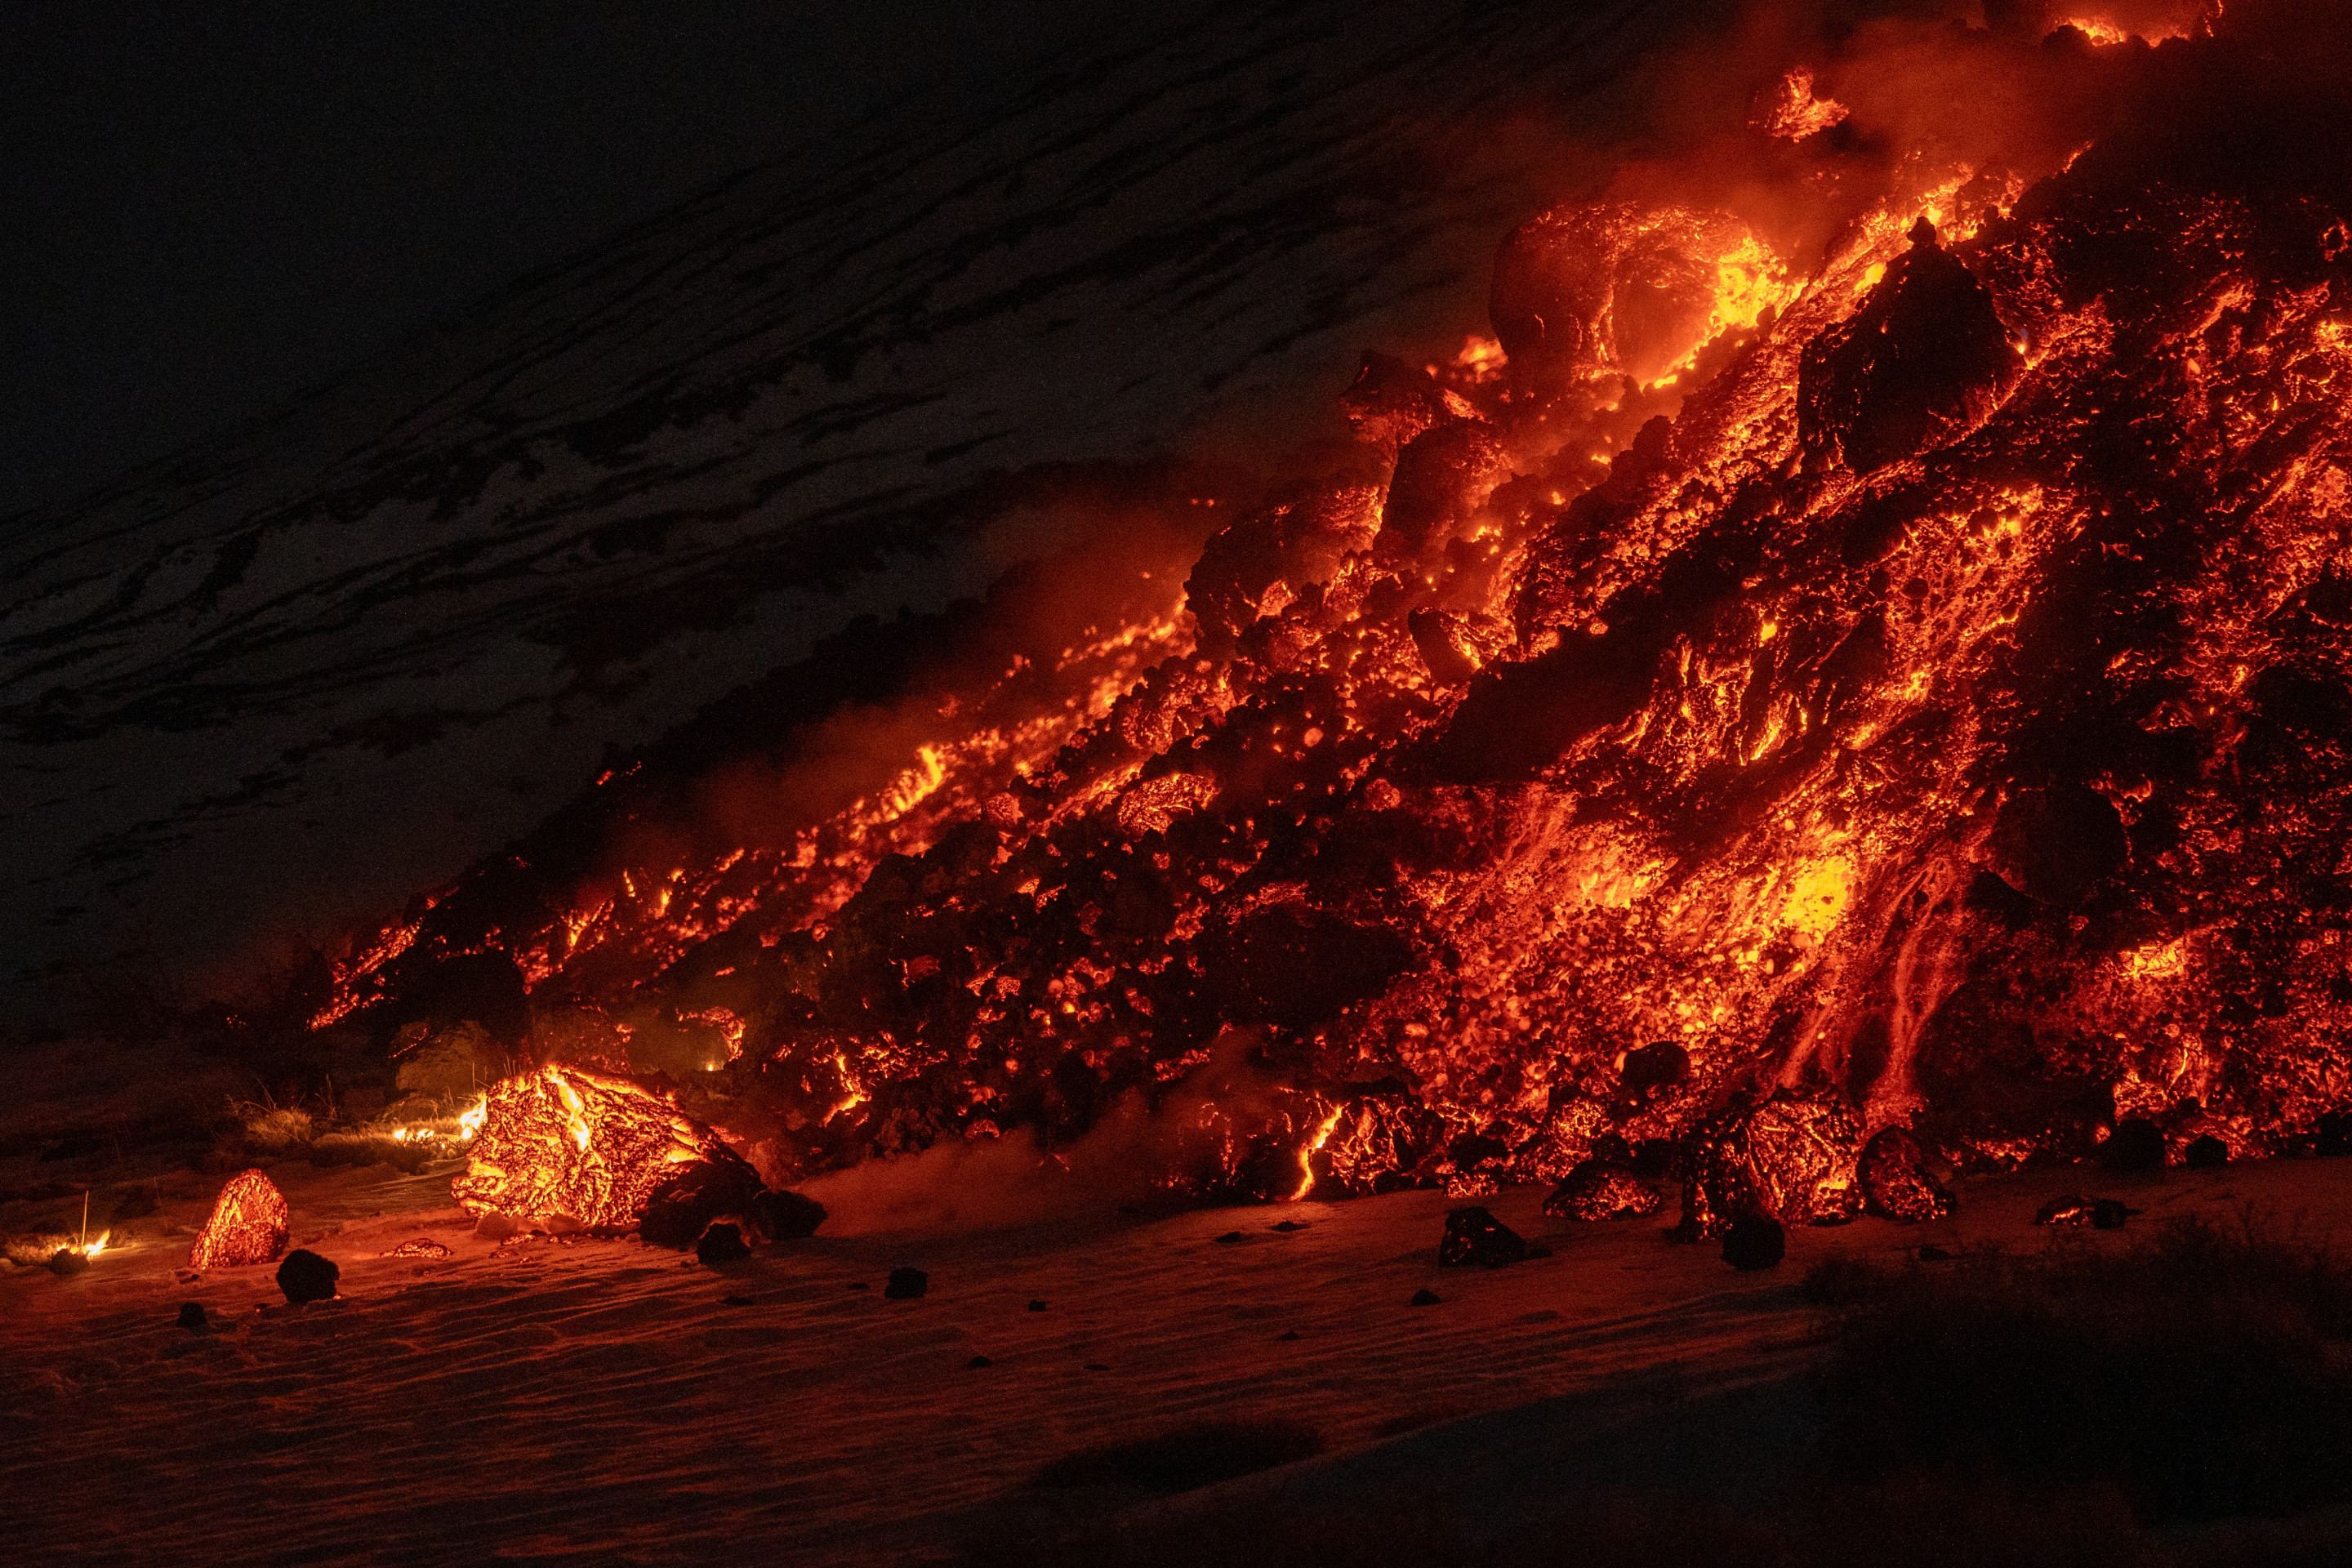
0,1,1136,518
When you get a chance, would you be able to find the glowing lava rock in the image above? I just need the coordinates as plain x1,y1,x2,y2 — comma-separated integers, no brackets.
188,1168,290,1270
452,1066,760,1232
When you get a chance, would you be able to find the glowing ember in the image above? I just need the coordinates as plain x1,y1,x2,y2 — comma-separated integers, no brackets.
452,1067,758,1232
188,1169,290,1271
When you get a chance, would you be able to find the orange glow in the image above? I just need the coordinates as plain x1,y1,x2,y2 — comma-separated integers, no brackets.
189,1169,289,1271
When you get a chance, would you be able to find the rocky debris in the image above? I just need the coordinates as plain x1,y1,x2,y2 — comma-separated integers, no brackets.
696,1223,752,1266
1721,1215,1786,1271
1214,1230,1246,1245
1916,1244,1956,1262
2185,1134,2230,1169
884,1266,929,1300
1797,216,2020,474
47,1248,89,1276
1410,1288,1442,1306
1276,1329,1300,1342
1544,1157,1664,1220
2099,1118,2167,1173
967,1355,993,1369
722,1294,755,1307
1027,1299,1049,1312
2036,1195,2134,1229
1083,1362,1111,1372
474,1213,524,1242
1677,1089,1863,1241
749,1188,826,1242
1990,784,2131,908
1269,1219,1305,1232
381,1239,452,1258
1437,1206,1530,1268
188,1168,290,1271
176,1302,208,1331
276,1250,340,1304
1859,1127,1954,1223
1373,421,1511,571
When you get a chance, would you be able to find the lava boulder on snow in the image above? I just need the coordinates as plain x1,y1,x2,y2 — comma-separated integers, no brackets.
1721,1215,1786,1271
176,1302,207,1331
1437,1205,1530,1268
188,1168,291,1271
2036,1195,2132,1229
1543,1158,1664,1220
884,1266,929,1299
639,1158,768,1250
276,1250,339,1304
2185,1134,2230,1169
1859,1127,1953,1223
749,1188,827,1242
1677,1089,1863,1241
695,1223,752,1266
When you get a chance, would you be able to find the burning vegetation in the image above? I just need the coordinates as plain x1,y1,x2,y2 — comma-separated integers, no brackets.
287,2,2352,1229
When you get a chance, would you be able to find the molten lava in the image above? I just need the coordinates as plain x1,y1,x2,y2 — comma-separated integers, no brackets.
452,1067,759,1232
189,1169,290,1271
309,2,2352,1223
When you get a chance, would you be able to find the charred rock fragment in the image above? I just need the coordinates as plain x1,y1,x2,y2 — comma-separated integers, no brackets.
1373,421,1509,572
176,1302,207,1331
1858,1128,1953,1223
1410,1288,1442,1307
1437,1206,1530,1268
276,1250,339,1304
1543,1158,1664,1220
884,1266,929,1300
1721,1216,1786,1271
1797,217,2020,473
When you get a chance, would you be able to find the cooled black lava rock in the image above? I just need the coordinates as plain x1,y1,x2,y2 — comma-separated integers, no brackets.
1027,1299,1049,1312
1859,1127,1954,1223
2036,1195,2135,1228
967,1355,993,1369
750,1188,827,1242
176,1301,208,1331
47,1248,89,1276
1721,1216,1786,1271
696,1223,752,1265
1410,1288,1442,1306
2099,1117,2167,1172
2185,1134,2230,1169
1677,1088,1863,1241
884,1266,929,1299
1612,1041,1690,1116
1543,1158,1664,1220
276,1250,339,1304
639,1159,768,1250
1437,1206,1530,1268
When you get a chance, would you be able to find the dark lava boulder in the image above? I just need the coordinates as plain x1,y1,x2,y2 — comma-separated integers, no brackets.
1543,1158,1664,1220
2318,1111,2352,1156
1612,1040,1690,1118
1858,1127,1954,1223
750,1188,827,1242
2185,1134,2230,1169
1991,783,2130,907
176,1301,208,1331
1677,1088,1863,1241
2099,1116,2167,1173
1437,1205,1530,1268
2036,1195,2133,1229
1797,216,2020,474
696,1223,752,1266
884,1266,929,1299
277,1250,340,1304
1721,1215,1786,1271
639,1157,768,1250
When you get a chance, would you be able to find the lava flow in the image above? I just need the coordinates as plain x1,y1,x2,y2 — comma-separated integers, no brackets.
300,2,2352,1230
